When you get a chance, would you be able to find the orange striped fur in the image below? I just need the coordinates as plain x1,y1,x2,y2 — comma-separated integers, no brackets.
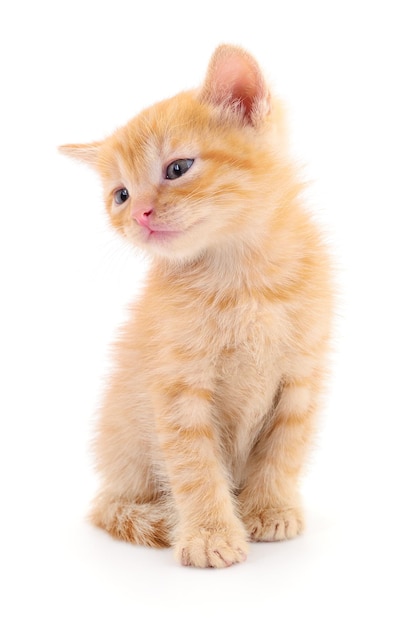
60,45,333,568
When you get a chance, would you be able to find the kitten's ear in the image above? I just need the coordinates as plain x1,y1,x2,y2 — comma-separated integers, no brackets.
58,141,101,167
200,45,270,126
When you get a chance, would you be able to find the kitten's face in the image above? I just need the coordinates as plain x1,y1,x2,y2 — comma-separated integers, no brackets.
96,93,270,262
60,45,274,263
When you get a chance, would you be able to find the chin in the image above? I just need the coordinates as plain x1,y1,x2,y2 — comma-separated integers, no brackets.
128,227,213,264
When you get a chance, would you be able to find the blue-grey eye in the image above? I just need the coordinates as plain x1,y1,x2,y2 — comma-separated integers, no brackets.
166,159,194,180
114,188,130,205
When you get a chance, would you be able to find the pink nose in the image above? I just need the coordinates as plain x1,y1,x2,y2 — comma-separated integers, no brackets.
132,207,153,226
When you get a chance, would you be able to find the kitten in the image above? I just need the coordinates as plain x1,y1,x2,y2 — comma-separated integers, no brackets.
60,44,333,568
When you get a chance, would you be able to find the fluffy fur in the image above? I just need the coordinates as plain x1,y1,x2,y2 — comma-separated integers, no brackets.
60,44,333,568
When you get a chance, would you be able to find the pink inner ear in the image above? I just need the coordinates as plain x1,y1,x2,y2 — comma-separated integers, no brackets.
218,57,256,97
202,47,268,123
221,58,260,117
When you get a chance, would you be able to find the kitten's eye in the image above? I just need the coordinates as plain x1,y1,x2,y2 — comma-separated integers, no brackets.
114,188,130,205
166,159,194,180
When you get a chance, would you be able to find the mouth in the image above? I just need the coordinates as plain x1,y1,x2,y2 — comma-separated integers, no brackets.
140,224,182,242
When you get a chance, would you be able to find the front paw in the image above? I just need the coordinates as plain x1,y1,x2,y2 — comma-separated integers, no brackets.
175,526,248,568
243,506,304,542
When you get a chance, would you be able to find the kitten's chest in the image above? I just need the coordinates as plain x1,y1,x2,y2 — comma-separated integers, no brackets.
208,292,285,408
146,280,288,386
162,282,289,370
208,289,285,355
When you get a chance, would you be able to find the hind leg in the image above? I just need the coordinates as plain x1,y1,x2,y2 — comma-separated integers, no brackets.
89,375,175,548
90,493,176,547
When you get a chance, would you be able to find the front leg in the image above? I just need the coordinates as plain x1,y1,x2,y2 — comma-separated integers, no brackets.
239,375,320,542
154,380,248,568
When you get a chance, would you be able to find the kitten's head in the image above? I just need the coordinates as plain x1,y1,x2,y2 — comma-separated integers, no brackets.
60,45,282,263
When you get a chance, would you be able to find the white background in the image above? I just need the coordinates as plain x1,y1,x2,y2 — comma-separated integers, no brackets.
1,1,402,624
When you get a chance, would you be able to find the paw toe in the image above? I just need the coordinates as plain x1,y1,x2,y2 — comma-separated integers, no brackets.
176,527,248,568
245,507,304,542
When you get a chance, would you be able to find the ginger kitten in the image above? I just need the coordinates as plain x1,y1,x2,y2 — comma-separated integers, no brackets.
60,44,333,568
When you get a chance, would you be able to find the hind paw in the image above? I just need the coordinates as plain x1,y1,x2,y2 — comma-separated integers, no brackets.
90,495,173,547
243,506,304,542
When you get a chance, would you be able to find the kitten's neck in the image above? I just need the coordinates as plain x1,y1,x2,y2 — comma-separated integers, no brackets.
202,241,266,290
156,231,293,295
154,203,316,297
